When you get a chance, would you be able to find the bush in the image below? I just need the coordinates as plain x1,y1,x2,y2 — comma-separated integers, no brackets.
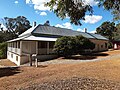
54,36,76,57
75,35,95,54
0,42,7,59
54,35,95,57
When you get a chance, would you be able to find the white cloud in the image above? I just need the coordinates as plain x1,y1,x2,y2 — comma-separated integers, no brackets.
83,15,102,24
40,12,47,16
55,22,72,29
26,0,50,11
77,28,84,32
90,30,96,33
25,0,98,11
14,1,19,4
83,0,99,6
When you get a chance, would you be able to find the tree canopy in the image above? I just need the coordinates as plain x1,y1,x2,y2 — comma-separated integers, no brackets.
97,0,120,21
46,0,120,25
113,23,120,40
46,0,93,25
3,16,31,35
54,35,95,57
96,21,117,41
0,16,31,42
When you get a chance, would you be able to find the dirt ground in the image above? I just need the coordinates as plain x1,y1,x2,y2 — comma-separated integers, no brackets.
0,59,16,67
0,50,120,89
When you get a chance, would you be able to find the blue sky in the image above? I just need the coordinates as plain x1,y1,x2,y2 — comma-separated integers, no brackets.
0,0,113,33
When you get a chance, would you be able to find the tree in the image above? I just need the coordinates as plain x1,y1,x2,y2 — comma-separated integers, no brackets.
46,0,120,25
46,0,93,25
0,42,7,59
54,35,95,57
0,31,17,43
75,35,95,54
54,36,76,57
3,16,31,35
96,21,117,41
97,0,120,21
113,23,120,40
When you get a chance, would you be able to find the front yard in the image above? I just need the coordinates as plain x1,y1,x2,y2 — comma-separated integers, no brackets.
0,50,120,89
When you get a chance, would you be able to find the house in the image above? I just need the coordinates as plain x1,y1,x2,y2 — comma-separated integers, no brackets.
7,24,108,66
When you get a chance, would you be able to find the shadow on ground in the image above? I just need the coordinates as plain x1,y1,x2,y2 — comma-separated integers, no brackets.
62,52,109,60
0,67,21,78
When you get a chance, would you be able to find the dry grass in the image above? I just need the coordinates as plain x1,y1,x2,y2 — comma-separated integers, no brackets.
0,50,120,89
0,59,16,67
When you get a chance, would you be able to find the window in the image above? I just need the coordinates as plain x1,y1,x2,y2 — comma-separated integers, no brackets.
11,54,13,58
105,43,107,48
38,41,47,48
18,41,20,48
16,56,18,61
101,45,103,48
49,42,55,48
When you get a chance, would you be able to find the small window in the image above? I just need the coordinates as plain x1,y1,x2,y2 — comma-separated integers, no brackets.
105,43,107,48
38,41,47,48
11,54,13,58
16,56,18,61
18,41,20,48
101,45,103,48
49,42,55,48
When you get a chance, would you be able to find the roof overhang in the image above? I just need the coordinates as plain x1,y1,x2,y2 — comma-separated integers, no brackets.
7,35,57,42
23,36,57,41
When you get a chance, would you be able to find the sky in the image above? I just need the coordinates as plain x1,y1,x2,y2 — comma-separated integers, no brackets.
0,0,113,33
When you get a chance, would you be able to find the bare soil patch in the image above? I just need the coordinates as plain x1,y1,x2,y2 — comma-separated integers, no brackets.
0,59,16,67
0,50,120,90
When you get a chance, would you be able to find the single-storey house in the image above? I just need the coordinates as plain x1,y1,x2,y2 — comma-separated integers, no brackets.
7,24,108,66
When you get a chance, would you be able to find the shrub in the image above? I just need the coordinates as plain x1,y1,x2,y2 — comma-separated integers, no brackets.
54,35,95,57
0,42,7,59
75,35,95,54
54,36,76,57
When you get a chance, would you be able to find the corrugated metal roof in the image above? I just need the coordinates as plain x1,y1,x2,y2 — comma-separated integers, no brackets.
32,25,95,39
89,33,108,40
17,24,108,41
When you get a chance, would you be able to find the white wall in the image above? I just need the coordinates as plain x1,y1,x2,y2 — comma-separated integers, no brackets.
90,39,108,52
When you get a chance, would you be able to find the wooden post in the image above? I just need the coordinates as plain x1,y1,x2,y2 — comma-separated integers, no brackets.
29,54,32,66
47,41,49,54
20,41,22,55
35,58,38,67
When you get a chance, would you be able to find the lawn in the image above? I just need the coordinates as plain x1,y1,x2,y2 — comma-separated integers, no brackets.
0,50,120,89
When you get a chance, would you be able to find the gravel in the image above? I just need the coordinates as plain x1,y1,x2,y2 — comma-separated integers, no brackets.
19,77,120,90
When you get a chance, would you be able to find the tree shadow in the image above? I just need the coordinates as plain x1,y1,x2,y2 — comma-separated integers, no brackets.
0,67,21,78
62,52,109,60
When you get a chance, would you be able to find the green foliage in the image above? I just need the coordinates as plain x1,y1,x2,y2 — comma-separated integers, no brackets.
54,35,95,57
96,21,117,41
46,0,120,25
3,16,31,35
0,31,17,43
54,36,76,57
45,0,93,25
98,0,120,21
75,35,95,54
114,23,120,40
0,42,7,59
